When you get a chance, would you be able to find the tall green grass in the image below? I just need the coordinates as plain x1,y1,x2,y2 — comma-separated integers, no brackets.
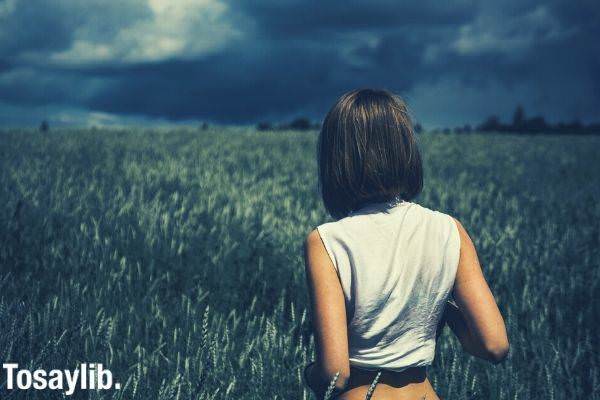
0,127,598,399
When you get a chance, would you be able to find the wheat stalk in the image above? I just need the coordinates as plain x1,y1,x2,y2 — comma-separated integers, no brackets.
323,372,340,400
364,371,381,400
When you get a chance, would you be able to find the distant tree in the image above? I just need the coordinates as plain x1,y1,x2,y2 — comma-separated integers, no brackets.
586,123,600,134
524,116,548,133
414,123,423,134
256,121,273,131
557,120,583,134
443,128,451,134
39,120,49,132
568,120,583,132
288,117,312,131
478,115,502,132
454,126,463,134
463,124,472,133
512,105,525,130
200,122,209,130
470,112,599,135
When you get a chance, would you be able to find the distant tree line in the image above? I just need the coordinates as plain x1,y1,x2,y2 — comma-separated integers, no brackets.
432,106,600,135
37,106,598,135
256,106,599,135
256,117,320,131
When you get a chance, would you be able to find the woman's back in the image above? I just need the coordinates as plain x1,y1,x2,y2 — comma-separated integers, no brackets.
317,200,460,372
303,89,508,399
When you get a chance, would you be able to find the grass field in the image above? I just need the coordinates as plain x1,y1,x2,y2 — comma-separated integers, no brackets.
0,127,599,399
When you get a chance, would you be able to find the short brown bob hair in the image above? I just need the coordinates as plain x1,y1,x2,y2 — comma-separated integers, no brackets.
318,88,423,219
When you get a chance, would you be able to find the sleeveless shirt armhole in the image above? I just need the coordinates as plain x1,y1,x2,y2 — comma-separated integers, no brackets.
315,225,340,274
446,215,462,290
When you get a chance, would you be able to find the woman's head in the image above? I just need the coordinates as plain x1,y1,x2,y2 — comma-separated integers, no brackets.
318,88,423,219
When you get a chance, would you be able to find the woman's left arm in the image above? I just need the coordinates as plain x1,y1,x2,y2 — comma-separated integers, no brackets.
303,229,350,397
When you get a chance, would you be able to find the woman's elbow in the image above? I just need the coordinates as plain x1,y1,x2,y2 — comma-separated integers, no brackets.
315,364,350,393
326,368,350,391
484,340,510,364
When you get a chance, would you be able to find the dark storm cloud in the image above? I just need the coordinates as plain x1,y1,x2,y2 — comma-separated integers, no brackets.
233,0,475,37
0,0,598,126
86,44,350,121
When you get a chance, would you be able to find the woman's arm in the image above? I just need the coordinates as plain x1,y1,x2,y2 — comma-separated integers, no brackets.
303,229,350,397
446,218,510,363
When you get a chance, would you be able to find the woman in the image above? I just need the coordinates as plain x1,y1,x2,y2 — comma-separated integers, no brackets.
303,89,509,399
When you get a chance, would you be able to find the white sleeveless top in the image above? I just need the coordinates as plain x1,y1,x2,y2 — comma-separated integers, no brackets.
316,200,460,372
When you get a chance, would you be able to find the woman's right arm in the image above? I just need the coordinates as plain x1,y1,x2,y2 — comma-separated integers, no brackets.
446,218,509,363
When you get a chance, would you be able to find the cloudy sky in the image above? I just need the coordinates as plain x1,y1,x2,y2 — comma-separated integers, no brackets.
0,0,598,128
